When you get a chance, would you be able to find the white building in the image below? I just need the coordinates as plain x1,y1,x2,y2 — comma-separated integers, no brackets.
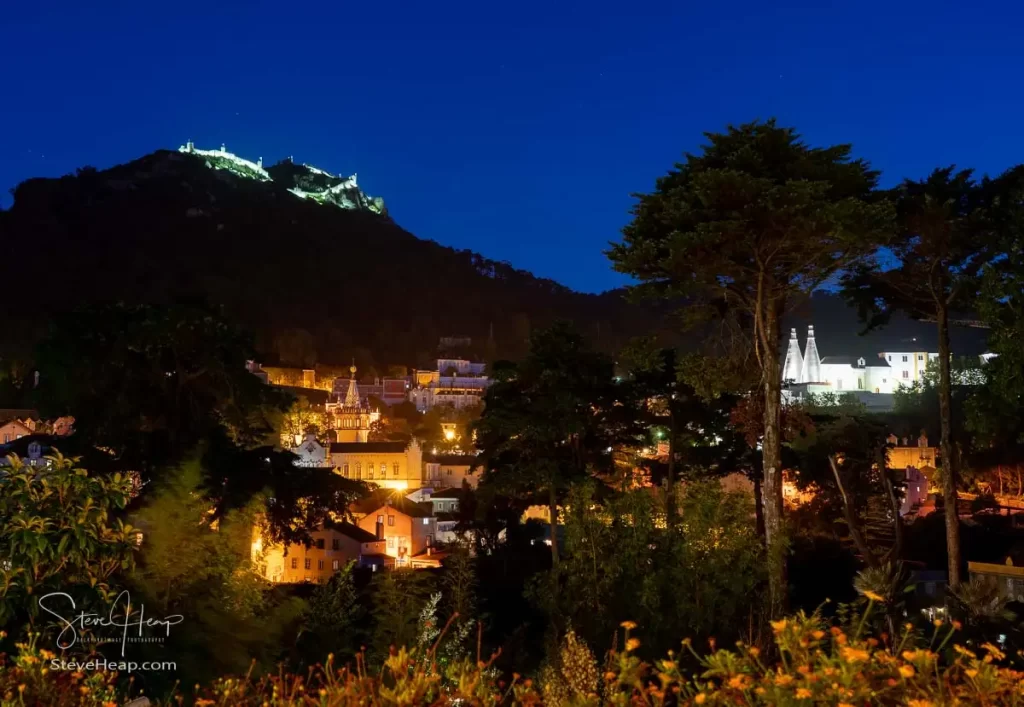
878,351,938,387
410,359,490,412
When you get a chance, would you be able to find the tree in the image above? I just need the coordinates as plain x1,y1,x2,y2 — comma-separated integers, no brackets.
32,303,291,475
842,167,1002,587
0,453,137,629
298,561,363,665
129,460,305,686
475,322,618,578
609,121,892,615
369,569,434,665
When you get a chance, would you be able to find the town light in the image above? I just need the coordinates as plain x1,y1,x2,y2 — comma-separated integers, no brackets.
444,429,456,441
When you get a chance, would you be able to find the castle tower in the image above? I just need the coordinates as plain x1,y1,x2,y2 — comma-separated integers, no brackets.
329,364,378,443
800,325,821,384
781,328,804,384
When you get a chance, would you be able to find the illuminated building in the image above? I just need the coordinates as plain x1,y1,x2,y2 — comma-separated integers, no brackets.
331,439,424,491
325,365,380,443
254,521,389,583
410,359,490,412
352,496,441,568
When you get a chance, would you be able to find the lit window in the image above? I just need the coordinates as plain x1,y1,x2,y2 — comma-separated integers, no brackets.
332,560,340,570
376,515,384,525
387,537,395,548
393,462,400,476
343,463,349,476
291,558,297,569
317,560,324,570
356,462,361,479
388,515,395,526
368,466,373,480
304,558,311,570
423,518,430,525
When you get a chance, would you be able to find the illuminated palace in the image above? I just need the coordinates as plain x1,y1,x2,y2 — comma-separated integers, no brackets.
326,365,380,442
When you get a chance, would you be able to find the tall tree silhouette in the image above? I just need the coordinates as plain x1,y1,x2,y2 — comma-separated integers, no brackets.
609,120,892,615
842,167,1004,588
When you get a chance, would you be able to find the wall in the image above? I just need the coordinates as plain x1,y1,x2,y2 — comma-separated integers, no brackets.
332,442,423,490
425,462,477,488
258,528,363,584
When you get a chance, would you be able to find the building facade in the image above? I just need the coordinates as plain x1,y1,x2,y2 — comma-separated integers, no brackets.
331,439,424,491
410,359,490,412
255,521,388,583
424,453,477,489
355,498,438,567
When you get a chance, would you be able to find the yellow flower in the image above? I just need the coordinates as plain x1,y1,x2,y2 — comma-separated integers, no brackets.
952,620,962,630
902,650,918,661
620,621,637,630
898,665,915,678
982,642,1007,661
694,694,707,704
839,703,855,707
862,589,885,602
796,688,812,698
770,619,788,633
747,647,760,658
774,673,794,686
811,630,825,640
933,619,943,627
840,646,869,663
908,700,935,707
625,638,641,652
965,669,979,678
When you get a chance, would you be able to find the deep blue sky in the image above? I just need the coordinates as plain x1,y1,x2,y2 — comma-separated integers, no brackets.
4,1,1024,293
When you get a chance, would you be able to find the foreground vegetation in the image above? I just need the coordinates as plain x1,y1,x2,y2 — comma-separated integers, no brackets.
6,608,1024,705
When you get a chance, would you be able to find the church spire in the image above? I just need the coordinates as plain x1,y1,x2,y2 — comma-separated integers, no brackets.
781,328,804,384
344,362,361,408
800,325,821,384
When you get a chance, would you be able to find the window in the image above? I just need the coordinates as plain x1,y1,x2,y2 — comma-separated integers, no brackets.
316,538,325,549
423,518,430,525
426,534,433,547
393,462,400,477
446,468,452,476
332,539,339,551
318,560,324,570
367,465,373,479
304,558,311,570
388,515,395,526
355,462,361,479
857,378,863,390
291,558,298,569
332,560,340,571
887,355,892,361
836,379,843,390
902,355,908,362
903,371,910,379
376,514,384,525
918,354,924,361
343,463,349,476
387,537,395,548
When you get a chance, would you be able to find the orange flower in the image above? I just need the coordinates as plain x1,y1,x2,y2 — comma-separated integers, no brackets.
898,665,915,678
796,688,812,698
694,694,707,704
841,646,869,663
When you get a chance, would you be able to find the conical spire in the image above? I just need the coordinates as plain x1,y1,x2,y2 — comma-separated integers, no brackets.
800,325,821,383
781,328,804,383
344,363,361,408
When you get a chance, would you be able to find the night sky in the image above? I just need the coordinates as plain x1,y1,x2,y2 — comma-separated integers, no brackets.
4,1,1024,293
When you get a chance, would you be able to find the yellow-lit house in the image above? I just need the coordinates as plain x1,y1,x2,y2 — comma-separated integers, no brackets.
254,521,388,583
352,496,440,568
331,439,424,491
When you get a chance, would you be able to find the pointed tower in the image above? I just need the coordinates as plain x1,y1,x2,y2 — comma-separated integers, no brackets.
343,364,361,408
781,328,804,383
800,325,822,383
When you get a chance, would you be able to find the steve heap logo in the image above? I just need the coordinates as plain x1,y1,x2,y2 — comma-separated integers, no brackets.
38,590,184,657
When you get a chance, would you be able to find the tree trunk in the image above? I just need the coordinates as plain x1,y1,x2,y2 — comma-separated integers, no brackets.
761,305,787,616
548,482,560,569
753,474,766,540
937,306,962,588
665,405,678,524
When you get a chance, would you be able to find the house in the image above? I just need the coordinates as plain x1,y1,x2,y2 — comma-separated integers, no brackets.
256,521,388,583
354,496,438,568
291,433,328,467
879,351,938,386
427,487,464,515
0,417,33,445
424,453,477,488
0,435,55,468
331,439,424,491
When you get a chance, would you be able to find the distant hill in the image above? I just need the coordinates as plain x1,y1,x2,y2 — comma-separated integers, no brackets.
0,147,990,372
0,148,675,369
